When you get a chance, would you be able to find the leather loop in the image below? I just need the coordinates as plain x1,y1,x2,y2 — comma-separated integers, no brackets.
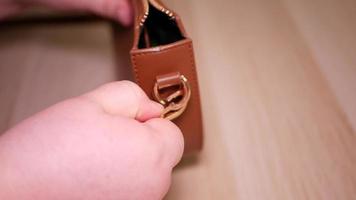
156,72,182,89
154,73,191,121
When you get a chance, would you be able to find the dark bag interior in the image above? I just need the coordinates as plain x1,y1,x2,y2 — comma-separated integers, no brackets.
138,3,184,48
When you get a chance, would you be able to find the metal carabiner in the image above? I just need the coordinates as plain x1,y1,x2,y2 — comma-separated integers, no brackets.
153,74,191,121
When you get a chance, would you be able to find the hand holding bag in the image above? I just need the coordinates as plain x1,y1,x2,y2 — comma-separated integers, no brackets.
0,0,204,154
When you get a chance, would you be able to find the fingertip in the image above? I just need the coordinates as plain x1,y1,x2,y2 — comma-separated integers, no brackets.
136,101,163,122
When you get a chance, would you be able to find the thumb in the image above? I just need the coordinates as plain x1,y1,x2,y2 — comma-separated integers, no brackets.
84,81,163,122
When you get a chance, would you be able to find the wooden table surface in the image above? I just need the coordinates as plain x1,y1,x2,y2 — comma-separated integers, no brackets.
0,0,355,199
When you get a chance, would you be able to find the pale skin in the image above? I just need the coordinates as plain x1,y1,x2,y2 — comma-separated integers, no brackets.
0,1,184,200
0,0,133,25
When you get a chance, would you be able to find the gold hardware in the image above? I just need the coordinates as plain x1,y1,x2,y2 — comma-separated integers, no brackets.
139,12,149,26
149,0,175,19
153,75,191,120
139,0,176,27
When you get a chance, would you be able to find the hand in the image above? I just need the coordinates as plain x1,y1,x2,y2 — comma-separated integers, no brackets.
0,81,184,200
0,0,133,26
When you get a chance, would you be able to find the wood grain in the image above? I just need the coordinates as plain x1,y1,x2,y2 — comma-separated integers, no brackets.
0,0,355,199
167,0,356,199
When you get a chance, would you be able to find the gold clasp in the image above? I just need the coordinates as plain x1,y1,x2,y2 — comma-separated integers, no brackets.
153,73,191,120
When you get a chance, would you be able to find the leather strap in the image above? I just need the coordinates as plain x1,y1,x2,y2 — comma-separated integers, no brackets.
129,0,203,154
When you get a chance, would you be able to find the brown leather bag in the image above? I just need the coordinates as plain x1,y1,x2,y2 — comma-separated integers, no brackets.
0,0,203,154
130,0,203,154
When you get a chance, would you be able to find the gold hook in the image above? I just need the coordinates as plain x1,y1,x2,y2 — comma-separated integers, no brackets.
153,75,191,120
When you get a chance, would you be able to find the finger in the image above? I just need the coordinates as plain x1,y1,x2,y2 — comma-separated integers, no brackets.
92,0,133,26
84,81,163,121
0,3,26,19
28,0,133,26
144,118,184,167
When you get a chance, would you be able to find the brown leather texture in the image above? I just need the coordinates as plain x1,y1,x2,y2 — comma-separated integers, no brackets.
130,0,203,154
156,72,182,89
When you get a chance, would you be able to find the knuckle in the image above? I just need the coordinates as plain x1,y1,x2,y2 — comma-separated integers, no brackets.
118,80,139,90
102,80,145,101
145,118,184,165
102,81,140,93
118,80,146,99
149,118,183,138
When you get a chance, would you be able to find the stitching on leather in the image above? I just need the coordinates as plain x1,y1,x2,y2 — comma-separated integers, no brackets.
132,41,200,109
132,41,192,87
131,54,141,85
187,43,200,107
133,41,191,56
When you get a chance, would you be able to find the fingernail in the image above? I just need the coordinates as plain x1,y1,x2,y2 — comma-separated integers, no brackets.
136,101,163,121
